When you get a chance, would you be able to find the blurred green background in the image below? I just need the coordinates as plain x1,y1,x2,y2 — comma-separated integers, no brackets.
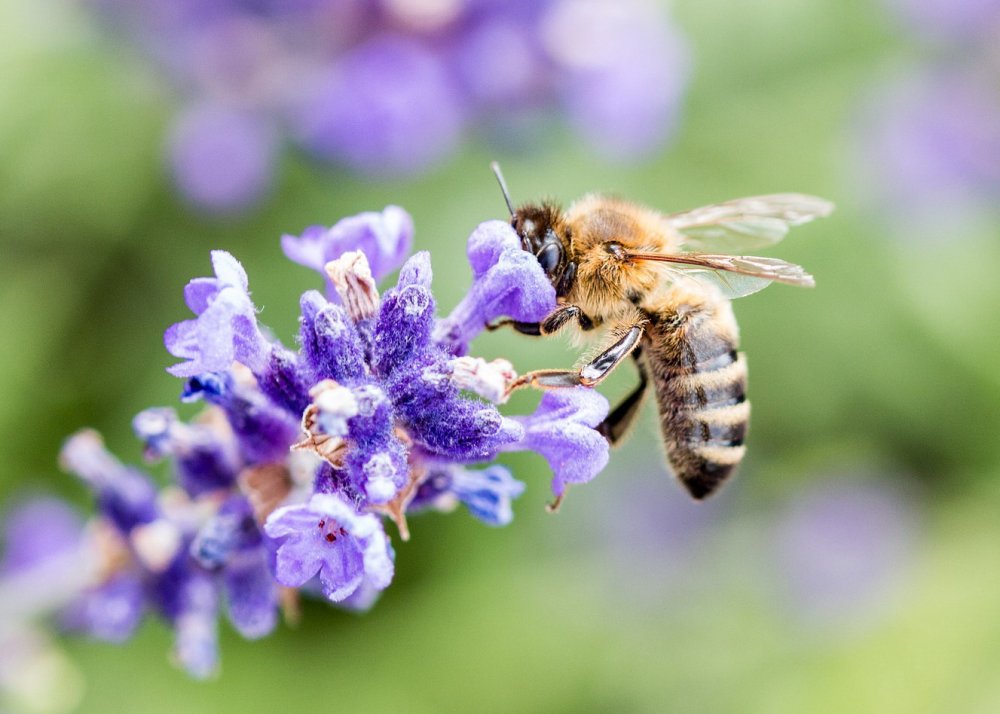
3,0,1000,712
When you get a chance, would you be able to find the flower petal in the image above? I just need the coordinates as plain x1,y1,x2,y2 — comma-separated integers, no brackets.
507,387,610,496
435,221,555,355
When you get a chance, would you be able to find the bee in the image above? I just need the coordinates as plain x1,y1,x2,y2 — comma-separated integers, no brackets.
490,163,832,501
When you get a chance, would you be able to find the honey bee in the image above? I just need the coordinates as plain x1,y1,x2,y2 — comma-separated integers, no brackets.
490,163,832,501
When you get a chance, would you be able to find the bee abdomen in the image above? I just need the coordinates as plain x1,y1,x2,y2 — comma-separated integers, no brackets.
659,349,750,500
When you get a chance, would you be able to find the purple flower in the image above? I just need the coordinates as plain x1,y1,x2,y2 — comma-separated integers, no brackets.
0,500,96,631
857,69,1000,218
178,373,300,465
133,407,242,497
282,206,414,296
544,0,691,159
265,493,394,602
37,206,620,678
168,103,278,213
165,250,270,378
410,464,526,527
298,251,525,503
771,478,919,624
59,430,160,534
87,0,691,210
884,0,1000,41
168,567,220,679
506,388,610,497
191,496,278,639
62,573,147,644
0,499,84,577
434,221,556,355
291,35,465,175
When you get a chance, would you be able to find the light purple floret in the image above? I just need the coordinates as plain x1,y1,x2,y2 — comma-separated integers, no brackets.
265,493,394,602
434,220,556,355
282,205,414,296
165,250,269,377
507,388,611,497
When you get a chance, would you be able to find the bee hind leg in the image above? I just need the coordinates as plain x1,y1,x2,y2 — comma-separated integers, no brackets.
505,325,644,396
597,350,648,446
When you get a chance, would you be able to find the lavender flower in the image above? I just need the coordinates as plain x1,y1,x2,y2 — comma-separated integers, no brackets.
507,388,610,499
860,68,1000,241
265,493,394,602
281,205,414,295
164,250,268,378
36,205,614,676
770,478,919,625
410,464,526,527
168,103,278,212
85,0,691,211
852,1,1000,237
434,220,556,355
291,35,466,176
884,0,1000,41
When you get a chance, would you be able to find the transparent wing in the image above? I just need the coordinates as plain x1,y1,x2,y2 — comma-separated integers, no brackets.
627,252,815,299
667,194,833,252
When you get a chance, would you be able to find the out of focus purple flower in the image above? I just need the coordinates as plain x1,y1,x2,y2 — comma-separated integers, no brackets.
291,35,465,175
0,500,84,578
853,0,1000,238
884,0,1000,41
86,0,691,211
770,478,920,625
855,68,1000,238
168,103,279,213
542,0,691,159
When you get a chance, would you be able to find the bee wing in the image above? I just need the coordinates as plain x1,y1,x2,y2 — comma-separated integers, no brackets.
626,252,814,299
666,194,833,252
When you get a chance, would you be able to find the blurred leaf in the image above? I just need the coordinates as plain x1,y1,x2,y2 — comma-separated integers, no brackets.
0,49,165,245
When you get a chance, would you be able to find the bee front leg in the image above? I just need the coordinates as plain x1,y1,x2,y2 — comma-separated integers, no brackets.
541,305,597,334
505,325,644,396
486,305,597,337
486,319,542,336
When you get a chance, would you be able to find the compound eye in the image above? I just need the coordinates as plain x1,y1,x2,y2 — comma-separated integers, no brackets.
536,242,562,274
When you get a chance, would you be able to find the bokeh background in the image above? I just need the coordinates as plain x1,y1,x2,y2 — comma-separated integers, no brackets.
3,0,1000,711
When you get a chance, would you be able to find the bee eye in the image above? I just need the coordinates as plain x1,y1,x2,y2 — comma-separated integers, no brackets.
605,242,625,258
537,242,562,274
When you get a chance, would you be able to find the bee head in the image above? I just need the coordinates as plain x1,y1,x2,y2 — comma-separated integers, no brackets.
511,203,571,289
490,163,574,296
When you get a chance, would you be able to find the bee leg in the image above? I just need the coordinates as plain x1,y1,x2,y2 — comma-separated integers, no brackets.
505,325,644,395
485,319,542,336
541,305,596,334
597,350,648,445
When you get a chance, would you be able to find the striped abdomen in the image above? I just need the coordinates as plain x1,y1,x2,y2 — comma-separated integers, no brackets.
643,288,749,499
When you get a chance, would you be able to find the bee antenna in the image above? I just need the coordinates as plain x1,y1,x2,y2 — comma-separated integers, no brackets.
490,161,516,218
